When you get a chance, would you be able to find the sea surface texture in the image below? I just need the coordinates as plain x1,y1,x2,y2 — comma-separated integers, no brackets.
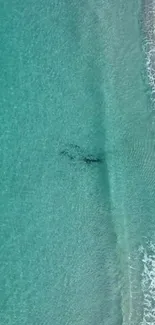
1,0,155,324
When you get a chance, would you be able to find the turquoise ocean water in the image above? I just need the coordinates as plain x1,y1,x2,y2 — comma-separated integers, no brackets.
1,0,155,324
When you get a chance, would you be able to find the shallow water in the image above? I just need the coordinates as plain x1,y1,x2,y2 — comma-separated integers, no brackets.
0,1,155,324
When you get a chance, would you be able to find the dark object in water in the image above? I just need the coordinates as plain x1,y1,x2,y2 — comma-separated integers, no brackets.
60,144,103,165
59,149,74,160
82,156,103,165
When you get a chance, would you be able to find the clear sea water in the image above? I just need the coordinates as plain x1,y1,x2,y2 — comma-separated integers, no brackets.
1,1,155,324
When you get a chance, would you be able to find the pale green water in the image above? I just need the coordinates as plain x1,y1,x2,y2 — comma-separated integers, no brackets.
0,1,155,324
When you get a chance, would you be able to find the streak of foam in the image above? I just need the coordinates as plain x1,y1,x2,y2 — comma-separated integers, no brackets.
143,0,155,114
140,242,155,325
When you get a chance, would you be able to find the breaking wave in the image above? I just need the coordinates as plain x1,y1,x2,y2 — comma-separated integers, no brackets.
143,0,155,102
140,242,155,325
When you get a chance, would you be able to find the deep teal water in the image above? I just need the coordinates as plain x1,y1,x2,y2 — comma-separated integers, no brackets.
1,1,155,324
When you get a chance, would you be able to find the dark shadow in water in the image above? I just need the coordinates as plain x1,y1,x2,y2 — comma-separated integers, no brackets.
60,143,103,166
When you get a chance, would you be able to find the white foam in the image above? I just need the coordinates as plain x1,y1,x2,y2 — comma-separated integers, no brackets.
140,242,155,325
144,2,155,104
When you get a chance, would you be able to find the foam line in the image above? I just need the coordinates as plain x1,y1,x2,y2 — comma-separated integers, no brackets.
140,242,155,325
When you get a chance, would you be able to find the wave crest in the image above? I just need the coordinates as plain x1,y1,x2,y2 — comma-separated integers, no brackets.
140,242,155,325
